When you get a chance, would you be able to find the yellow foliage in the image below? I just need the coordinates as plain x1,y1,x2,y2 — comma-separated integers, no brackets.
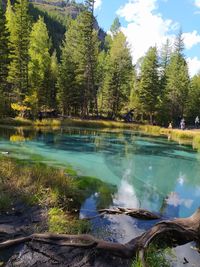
11,103,31,112
10,135,28,142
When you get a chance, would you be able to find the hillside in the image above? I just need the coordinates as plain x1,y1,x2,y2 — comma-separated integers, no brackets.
2,0,106,58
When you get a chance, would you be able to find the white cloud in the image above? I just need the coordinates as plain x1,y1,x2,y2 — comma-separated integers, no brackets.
187,57,200,76
117,0,178,63
94,0,102,10
183,31,200,49
194,0,200,8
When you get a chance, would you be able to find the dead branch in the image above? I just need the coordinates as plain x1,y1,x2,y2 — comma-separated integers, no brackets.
1,208,200,264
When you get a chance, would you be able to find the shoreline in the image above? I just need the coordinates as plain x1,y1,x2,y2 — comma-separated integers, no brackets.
0,117,200,150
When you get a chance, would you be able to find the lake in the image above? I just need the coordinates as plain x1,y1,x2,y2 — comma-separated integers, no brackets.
0,126,200,265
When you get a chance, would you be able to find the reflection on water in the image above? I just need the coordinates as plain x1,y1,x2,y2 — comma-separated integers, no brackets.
1,125,200,262
0,125,199,219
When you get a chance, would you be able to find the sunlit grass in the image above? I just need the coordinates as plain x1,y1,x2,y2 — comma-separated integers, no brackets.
131,245,171,267
0,158,81,212
0,158,113,234
48,207,90,234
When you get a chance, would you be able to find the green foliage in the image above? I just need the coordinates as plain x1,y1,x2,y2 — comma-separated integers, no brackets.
0,0,9,116
110,17,121,36
138,46,160,124
29,3,66,58
48,207,90,234
186,74,200,121
57,2,99,116
0,0,199,125
164,31,190,123
132,246,170,267
100,31,133,118
28,16,52,112
6,0,31,102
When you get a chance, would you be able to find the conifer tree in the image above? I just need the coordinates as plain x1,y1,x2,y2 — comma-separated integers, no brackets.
57,1,99,116
102,31,133,119
57,19,80,115
49,51,58,110
110,17,121,36
165,31,190,123
28,16,51,113
138,46,160,124
7,0,31,102
186,74,200,122
80,0,99,116
0,0,9,114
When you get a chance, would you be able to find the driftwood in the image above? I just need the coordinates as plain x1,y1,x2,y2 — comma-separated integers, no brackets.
1,208,200,266
98,207,161,220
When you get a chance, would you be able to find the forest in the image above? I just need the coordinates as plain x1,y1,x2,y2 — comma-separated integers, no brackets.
0,0,199,126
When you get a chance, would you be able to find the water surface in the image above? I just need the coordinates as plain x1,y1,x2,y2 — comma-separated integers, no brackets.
0,126,200,251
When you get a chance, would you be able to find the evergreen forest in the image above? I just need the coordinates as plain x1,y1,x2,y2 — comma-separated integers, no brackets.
0,0,199,126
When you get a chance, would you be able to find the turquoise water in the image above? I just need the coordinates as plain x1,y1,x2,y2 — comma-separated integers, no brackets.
0,126,200,220
1,126,200,264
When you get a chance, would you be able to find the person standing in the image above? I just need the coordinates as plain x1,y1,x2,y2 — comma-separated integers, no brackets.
195,116,199,129
180,118,185,130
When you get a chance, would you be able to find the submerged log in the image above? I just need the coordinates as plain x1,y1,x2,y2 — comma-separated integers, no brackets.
1,208,200,266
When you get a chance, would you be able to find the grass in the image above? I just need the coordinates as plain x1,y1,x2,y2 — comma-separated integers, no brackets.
131,245,171,267
0,158,92,234
1,117,200,149
0,157,116,234
48,207,90,234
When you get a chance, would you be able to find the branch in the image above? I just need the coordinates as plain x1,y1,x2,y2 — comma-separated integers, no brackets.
1,208,200,260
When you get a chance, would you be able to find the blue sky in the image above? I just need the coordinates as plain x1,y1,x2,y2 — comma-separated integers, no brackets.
80,0,200,76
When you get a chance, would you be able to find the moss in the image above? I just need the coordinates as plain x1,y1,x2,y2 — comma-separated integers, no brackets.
48,207,90,234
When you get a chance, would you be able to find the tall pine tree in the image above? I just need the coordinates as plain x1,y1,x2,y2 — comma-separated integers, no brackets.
7,0,31,103
101,31,133,119
0,0,9,115
57,1,99,116
28,16,51,113
138,47,160,124
165,31,190,124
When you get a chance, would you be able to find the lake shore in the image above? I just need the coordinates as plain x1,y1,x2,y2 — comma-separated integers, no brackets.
1,117,200,149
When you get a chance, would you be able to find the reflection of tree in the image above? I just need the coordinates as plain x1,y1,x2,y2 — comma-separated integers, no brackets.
0,127,35,142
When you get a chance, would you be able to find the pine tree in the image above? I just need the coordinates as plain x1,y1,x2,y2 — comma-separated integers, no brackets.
165,31,190,124
7,0,31,102
28,16,51,113
49,51,58,110
0,0,9,115
57,2,99,116
138,47,160,124
110,17,121,36
57,19,80,115
5,0,15,37
80,0,99,116
159,39,171,90
101,31,133,119
186,74,200,122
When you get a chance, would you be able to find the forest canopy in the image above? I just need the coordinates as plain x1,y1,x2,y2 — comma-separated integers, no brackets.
0,0,199,126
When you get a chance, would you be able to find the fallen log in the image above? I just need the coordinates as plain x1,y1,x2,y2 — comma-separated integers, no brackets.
98,207,161,220
1,208,200,265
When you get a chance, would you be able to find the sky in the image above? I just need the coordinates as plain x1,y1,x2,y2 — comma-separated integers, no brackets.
88,0,200,77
